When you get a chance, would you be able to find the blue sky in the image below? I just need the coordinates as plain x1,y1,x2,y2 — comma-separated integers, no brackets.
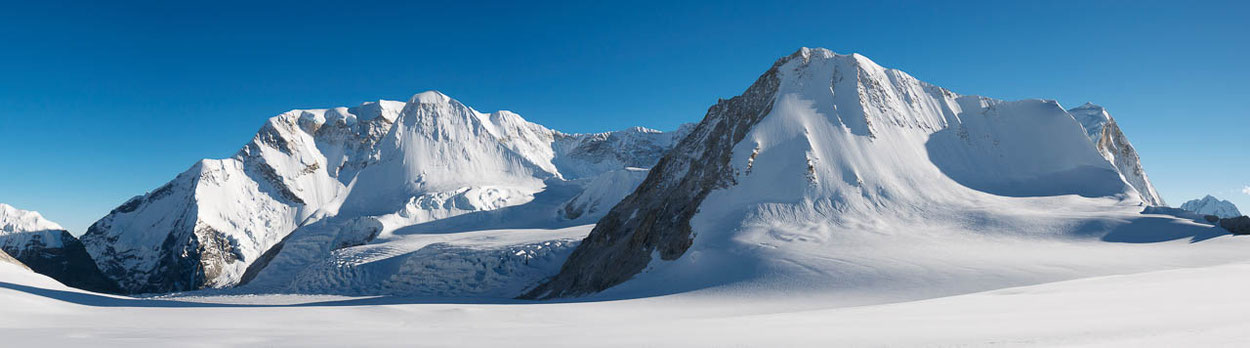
1,1,1246,233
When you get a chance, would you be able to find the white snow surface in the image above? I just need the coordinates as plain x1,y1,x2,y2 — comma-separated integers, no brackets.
1180,195,1242,218
7,241,1250,346
0,203,68,251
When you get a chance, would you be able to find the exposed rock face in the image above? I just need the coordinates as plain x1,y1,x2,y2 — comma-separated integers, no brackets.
1069,103,1166,206
1180,195,1241,219
1220,216,1250,235
520,51,787,299
0,204,118,293
0,249,25,269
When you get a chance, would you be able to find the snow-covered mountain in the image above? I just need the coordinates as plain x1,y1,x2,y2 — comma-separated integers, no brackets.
82,91,687,295
526,48,1170,299
1180,195,1242,218
0,203,117,293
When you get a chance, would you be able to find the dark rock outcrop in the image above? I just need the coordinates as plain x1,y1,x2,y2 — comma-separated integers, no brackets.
1,230,120,293
0,249,25,268
1220,216,1250,235
519,50,794,299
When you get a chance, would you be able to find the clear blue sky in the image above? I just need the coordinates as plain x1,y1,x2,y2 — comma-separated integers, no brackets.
2,1,1246,233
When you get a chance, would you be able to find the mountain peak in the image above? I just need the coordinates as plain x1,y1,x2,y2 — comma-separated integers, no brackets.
781,47,882,68
411,90,452,104
1070,103,1111,120
0,203,64,233
795,46,836,59
1181,195,1241,218
1077,101,1103,108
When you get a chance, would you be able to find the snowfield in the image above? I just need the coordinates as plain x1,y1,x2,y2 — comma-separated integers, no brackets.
5,247,1250,347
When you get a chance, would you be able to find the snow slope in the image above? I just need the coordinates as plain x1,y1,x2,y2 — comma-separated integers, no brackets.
6,251,1250,346
82,91,686,295
1181,195,1242,218
530,48,1180,299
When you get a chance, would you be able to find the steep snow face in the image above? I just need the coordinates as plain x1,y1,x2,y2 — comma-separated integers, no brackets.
1068,103,1165,206
84,92,682,295
529,48,1167,299
0,203,117,293
559,168,652,221
337,92,558,222
1181,195,1242,218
